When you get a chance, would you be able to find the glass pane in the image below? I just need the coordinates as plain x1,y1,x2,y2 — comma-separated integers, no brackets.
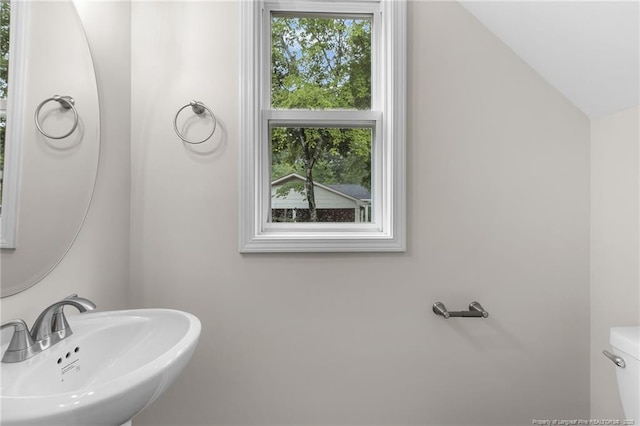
1,0,9,209
1,0,9,99
271,14,371,110
270,126,372,223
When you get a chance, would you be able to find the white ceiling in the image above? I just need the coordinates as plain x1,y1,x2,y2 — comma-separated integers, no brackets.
459,1,640,119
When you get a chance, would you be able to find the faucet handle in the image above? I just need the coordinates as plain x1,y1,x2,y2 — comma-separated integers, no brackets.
1,320,36,363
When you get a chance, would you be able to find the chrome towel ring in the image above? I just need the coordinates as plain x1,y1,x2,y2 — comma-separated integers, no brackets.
173,100,217,144
34,95,78,140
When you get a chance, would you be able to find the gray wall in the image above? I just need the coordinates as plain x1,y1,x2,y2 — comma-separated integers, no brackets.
131,2,591,425
590,106,640,419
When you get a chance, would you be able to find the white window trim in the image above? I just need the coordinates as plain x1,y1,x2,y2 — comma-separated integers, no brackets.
1,0,28,249
239,0,406,252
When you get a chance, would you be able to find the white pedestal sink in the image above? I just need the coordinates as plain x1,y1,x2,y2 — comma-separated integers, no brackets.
1,309,201,425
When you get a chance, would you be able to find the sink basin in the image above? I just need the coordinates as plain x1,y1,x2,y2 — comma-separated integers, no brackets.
1,309,201,426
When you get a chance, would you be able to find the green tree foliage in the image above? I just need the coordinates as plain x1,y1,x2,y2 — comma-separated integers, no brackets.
0,0,10,190
271,15,372,222
0,1,8,99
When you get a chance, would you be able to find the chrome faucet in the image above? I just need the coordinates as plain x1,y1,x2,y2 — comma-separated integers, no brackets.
31,294,96,342
0,320,37,363
1,294,96,363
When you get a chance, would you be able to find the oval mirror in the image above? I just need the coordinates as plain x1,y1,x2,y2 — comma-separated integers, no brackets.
1,0,100,297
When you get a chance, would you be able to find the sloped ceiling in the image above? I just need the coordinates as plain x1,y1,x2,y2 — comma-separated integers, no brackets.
459,1,639,119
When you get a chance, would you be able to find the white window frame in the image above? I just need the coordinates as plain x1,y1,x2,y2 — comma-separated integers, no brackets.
240,0,406,252
1,0,27,249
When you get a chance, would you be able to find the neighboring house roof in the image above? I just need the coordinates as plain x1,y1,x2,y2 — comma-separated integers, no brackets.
271,173,370,204
326,184,370,201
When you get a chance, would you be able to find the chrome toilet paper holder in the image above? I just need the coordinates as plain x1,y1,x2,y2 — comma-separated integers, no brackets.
432,301,489,319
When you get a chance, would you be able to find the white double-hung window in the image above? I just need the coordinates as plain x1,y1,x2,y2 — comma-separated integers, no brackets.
240,0,406,252
1,0,26,249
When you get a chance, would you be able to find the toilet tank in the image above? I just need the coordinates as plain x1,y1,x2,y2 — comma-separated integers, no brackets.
610,326,639,423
